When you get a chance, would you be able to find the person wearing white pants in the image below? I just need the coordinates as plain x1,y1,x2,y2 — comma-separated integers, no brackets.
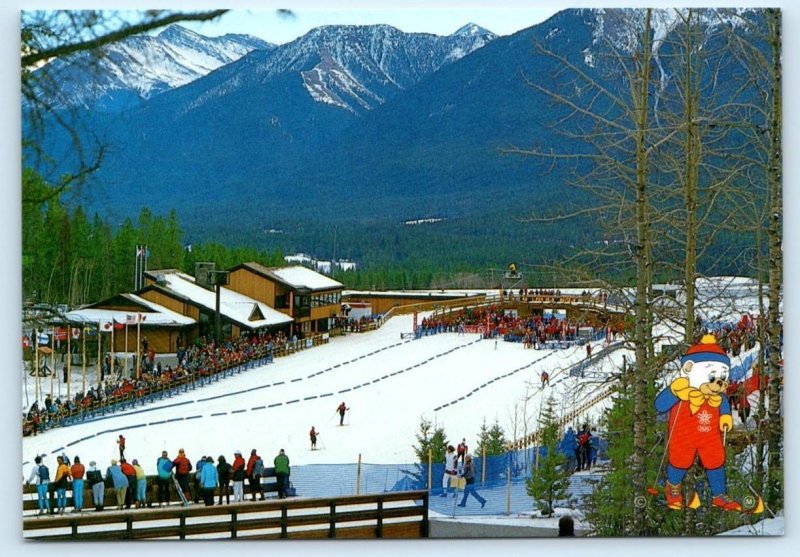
440,445,457,497
232,450,246,502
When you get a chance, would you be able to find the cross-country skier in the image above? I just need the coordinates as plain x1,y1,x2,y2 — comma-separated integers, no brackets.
337,402,349,426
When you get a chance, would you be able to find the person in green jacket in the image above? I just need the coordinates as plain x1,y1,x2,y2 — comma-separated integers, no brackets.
273,449,290,499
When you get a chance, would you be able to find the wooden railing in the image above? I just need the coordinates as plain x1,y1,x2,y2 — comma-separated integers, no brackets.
508,386,617,450
22,490,429,540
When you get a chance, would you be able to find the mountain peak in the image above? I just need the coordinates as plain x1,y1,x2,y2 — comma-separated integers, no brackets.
452,23,496,38
157,24,201,40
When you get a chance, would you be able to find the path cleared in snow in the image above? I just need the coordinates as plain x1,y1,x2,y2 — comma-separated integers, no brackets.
22,314,613,476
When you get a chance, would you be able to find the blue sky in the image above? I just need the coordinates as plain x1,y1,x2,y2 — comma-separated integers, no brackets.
181,5,558,45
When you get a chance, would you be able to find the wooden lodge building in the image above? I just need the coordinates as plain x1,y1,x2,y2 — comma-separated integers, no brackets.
64,293,196,354
61,264,344,357
227,262,344,335
140,269,294,341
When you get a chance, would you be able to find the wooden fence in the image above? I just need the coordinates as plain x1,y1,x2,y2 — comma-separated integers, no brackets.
22,490,429,540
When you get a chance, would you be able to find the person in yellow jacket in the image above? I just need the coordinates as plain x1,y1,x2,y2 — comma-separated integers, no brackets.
132,459,147,509
53,456,71,515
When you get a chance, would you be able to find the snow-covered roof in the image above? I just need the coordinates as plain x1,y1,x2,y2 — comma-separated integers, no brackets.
147,270,293,329
65,294,196,327
239,262,343,292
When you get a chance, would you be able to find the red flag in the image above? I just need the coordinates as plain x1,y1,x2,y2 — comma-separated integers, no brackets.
22,335,31,349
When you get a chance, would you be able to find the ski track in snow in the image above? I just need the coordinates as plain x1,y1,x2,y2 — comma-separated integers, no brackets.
22,314,614,471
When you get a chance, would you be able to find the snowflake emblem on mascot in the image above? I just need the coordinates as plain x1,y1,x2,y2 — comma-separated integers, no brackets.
654,334,763,513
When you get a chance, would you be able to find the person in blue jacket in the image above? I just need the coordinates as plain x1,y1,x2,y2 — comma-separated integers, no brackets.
156,450,172,507
559,427,578,472
106,459,129,510
199,456,219,506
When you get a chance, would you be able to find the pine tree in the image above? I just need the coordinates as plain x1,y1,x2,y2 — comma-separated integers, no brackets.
524,396,570,516
476,417,507,456
412,416,448,464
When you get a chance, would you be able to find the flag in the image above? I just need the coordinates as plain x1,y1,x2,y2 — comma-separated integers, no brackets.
71,327,80,340
126,314,138,325
37,332,49,344
136,246,143,257
54,327,68,341
99,320,113,333
22,335,31,349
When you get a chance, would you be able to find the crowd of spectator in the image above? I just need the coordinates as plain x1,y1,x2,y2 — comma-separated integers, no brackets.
502,288,610,305
24,443,292,515
416,306,625,347
23,330,299,436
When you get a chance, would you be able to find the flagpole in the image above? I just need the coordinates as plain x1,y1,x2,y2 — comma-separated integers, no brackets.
66,325,71,400
136,313,142,380
50,326,55,400
110,319,115,379
125,319,129,376
82,326,86,395
35,330,40,403
97,321,102,387
134,244,140,291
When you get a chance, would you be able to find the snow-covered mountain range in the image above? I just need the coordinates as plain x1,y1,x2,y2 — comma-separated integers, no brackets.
24,9,769,276
31,25,274,110
174,22,497,115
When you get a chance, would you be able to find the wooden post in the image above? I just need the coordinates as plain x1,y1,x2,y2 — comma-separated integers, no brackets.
136,313,142,380
50,326,55,399
125,320,129,375
110,321,115,378
505,459,512,516
81,328,86,395
66,325,71,400
96,322,101,387
34,332,40,403
356,453,362,495
482,446,486,486
427,448,432,492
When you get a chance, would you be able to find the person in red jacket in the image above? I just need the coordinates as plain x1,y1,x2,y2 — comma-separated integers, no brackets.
171,448,192,502
246,449,264,501
119,458,136,509
337,401,349,426
231,450,246,503
117,435,126,459
70,456,86,513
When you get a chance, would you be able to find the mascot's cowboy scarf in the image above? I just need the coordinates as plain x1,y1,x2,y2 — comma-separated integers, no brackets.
654,335,741,511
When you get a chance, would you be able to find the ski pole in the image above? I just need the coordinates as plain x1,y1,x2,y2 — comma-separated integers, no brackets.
648,399,684,495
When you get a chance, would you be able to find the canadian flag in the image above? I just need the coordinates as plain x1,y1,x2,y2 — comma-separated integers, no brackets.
22,335,31,349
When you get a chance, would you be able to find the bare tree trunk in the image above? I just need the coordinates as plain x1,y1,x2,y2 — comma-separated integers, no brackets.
755,226,767,496
764,7,783,510
631,8,654,535
683,9,700,348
